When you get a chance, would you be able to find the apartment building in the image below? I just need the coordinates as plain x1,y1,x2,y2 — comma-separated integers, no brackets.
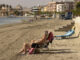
43,1,74,12
56,4,65,12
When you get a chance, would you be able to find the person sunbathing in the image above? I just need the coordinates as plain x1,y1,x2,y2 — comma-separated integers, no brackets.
19,31,50,54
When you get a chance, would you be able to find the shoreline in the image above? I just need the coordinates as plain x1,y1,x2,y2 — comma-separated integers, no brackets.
0,16,29,27
0,18,53,28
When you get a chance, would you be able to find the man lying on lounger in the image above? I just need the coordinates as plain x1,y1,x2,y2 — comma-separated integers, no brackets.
19,31,54,54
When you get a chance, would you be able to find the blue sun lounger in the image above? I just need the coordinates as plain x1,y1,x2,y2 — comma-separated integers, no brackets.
55,30,74,39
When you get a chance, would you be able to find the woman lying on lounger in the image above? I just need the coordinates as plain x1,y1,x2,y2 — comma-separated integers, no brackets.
19,31,52,54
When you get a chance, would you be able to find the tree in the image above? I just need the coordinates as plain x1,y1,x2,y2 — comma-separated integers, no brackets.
72,2,80,16
14,10,20,16
76,2,80,9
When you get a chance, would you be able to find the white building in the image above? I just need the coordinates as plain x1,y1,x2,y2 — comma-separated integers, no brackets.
56,4,65,12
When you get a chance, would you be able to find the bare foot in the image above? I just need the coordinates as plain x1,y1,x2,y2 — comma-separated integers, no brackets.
21,52,26,54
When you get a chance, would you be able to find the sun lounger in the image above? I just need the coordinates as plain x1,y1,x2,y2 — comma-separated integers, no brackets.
55,30,74,39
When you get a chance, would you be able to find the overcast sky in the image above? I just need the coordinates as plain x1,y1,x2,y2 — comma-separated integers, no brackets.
0,0,74,8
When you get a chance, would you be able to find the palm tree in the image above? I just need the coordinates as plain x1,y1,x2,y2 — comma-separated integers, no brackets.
0,5,2,10
2,4,5,7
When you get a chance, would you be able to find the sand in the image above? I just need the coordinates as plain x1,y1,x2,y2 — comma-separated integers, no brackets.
0,19,80,60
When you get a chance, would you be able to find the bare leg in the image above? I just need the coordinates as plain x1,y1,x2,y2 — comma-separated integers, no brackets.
30,40,34,44
19,43,30,54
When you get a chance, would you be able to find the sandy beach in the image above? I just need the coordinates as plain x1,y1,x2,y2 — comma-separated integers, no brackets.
0,19,80,60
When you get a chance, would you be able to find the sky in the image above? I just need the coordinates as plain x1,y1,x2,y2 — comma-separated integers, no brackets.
0,0,74,8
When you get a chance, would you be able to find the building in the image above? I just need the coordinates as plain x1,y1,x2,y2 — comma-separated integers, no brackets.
15,5,23,10
64,2,74,11
76,0,80,2
0,5,12,16
47,2,57,12
22,8,31,16
41,2,57,12
42,1,74,12
56,4,65,12
42,6,48,12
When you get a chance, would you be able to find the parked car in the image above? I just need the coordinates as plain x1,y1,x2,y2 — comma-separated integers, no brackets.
60,12,72,20
64,12,72,20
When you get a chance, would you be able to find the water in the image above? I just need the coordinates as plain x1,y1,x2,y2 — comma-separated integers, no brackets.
0,17,29,25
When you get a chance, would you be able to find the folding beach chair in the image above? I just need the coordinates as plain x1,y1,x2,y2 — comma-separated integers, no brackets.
28,32,54,54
